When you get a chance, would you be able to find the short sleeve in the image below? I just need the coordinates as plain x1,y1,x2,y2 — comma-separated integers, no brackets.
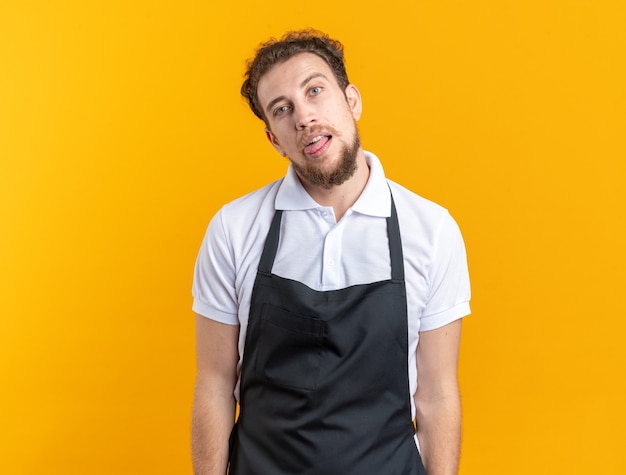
192,209,240,325
419,212,471,331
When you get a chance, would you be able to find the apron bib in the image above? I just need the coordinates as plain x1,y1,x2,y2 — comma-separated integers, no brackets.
230,196,426,475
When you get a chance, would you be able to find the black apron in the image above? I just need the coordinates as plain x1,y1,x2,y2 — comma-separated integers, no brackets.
230,196,426,475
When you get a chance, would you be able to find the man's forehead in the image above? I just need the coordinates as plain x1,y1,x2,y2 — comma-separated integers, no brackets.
258,53,335,97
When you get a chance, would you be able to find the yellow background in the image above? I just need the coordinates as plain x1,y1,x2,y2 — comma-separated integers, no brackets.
1,1,625,473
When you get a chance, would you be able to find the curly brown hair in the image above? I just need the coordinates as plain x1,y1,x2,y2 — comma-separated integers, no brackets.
241,29,350,124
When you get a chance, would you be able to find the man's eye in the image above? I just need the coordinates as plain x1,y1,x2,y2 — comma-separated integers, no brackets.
310,86,322,95
274,105,290,116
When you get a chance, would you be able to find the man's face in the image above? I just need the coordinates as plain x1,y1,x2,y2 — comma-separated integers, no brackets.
257,53,363,189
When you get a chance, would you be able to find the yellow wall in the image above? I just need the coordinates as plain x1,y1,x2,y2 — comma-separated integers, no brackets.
1,1,624,473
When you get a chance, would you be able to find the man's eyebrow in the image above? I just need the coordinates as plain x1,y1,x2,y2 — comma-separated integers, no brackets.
264,73,330,115
265,96,287,115
300,72,327,89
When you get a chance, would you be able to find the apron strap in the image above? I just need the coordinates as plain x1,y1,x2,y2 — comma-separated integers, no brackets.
388,193,405,282
258,209,283,274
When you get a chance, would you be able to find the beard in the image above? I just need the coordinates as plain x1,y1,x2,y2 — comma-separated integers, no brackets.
291,128,361,190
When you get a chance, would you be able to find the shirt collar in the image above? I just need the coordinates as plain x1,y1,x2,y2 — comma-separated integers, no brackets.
352,151,391,217
275,150,391,217
275,164,321,210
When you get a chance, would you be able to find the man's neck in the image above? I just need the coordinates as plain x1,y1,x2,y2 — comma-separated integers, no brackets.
299,151,370,222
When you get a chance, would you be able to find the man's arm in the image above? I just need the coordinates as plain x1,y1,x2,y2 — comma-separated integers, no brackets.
192,314,239,475
414,319,463,475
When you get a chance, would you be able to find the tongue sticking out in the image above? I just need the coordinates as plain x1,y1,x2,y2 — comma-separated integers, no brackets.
303,136,331,157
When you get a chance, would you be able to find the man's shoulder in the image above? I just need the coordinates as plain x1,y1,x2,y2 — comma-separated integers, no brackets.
387,180,465,261
220,178,282,216
211,178,283,240
387,180,449,220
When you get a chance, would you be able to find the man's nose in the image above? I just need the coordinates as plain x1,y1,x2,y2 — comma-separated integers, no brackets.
294,104,316,129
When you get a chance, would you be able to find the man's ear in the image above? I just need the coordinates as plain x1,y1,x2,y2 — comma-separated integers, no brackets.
345,84,362,121
265,128,286,156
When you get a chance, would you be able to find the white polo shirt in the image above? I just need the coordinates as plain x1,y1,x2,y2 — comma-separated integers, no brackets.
192,151,471,415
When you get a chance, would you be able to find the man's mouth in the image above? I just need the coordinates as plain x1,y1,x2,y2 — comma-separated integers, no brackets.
303,134,332,157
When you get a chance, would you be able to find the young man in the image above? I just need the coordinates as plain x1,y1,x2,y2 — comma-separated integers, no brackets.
192,30,471,475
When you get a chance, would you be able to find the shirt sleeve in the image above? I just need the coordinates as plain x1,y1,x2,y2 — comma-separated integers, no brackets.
419,212,471,331
192,209,240,325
